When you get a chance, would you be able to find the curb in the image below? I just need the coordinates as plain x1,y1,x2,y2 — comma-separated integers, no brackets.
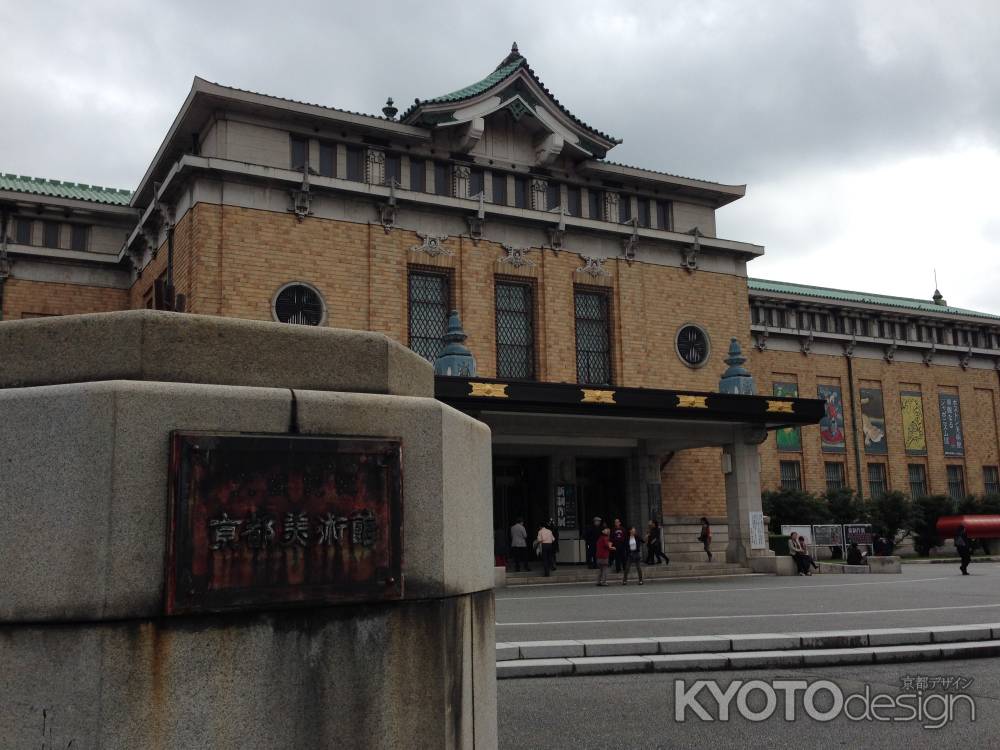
496,623,1000,679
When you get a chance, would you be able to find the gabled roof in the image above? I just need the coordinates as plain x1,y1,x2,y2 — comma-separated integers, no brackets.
0,173,132,206
401,43,621,152
748,278,1000,321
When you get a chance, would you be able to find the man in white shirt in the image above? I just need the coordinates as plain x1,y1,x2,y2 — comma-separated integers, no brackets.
510,518,530,572
536,523,556,577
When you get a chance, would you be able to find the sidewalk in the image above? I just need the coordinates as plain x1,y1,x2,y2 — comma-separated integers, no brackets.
496,623,1000,678
501,561,752,586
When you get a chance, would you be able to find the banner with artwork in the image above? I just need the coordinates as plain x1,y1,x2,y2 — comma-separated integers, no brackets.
859,387,887,454
773,382,801,451
817,384,846,453
900,391,927,455
938,393,964,457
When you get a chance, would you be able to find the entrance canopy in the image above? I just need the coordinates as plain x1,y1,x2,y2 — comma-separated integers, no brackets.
436,377,823,449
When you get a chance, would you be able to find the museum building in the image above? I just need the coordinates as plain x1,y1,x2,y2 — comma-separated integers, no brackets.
1,45,998,566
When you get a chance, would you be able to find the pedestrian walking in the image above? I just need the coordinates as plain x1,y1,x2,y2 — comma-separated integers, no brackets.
955,524,973,575
622,526,644,585
699,516,713,562
548,518,560,570
611,518,627,573
645,519,669,565
595,527,614,586
536,522,556,577
509,517,529,572
584,516,602,569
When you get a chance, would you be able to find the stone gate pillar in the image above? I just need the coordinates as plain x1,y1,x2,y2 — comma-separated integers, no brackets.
0,311,497,749
723,426,774,568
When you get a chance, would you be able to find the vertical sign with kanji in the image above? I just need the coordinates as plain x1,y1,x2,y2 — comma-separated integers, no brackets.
938,394,965,457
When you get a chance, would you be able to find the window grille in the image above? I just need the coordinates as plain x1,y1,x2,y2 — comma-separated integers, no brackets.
780,461,802,491
273,283,325,326
825,462,846,492
947,465,966,500
408,271,451,363
984,466,1000,495
495,281,534,380
867,463,887,499
908,464,928,498
574,289,611,385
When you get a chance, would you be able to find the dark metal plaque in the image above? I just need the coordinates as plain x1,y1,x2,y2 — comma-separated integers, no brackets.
165,433,402,615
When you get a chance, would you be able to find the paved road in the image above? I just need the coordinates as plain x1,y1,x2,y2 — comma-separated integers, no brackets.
498,656,997,749
496,564,1000,641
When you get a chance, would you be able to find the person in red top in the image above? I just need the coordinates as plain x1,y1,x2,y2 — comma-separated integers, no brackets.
596,527,614,586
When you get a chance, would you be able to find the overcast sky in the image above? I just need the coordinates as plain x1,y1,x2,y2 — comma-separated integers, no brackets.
3,0,998,314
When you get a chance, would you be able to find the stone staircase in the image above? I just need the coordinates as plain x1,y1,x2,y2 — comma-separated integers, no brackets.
662,520,728,563
503,559,751,586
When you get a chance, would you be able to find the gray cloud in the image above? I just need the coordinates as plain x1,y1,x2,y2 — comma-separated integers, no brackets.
2,0,998,312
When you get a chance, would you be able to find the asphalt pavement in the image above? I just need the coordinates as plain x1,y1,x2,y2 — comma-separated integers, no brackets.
498,656,998,749
496,563,1000,641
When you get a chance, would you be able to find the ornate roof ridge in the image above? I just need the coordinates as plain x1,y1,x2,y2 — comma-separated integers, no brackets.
400,45,621,146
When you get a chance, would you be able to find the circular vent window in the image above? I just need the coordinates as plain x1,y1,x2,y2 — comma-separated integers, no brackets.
272,282,326,326
676,324,710,368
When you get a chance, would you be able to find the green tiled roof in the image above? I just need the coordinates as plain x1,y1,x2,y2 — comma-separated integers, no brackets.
401,45,620,146
748,278,1000,321
0,173,132,206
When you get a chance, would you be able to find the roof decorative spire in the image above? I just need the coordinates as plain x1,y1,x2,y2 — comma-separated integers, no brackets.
719,338,756,395
933,269,947,306
433,311,477,377
495,41,524,70
382,97,398,119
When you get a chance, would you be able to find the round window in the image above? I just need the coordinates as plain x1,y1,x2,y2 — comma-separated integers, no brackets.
676,324,710,368
272,282,326,326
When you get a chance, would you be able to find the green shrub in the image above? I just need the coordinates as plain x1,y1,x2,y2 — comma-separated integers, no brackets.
867,490,912,544
912,495,955,556
762,489,831,533
825,488,867,524
769,534,791,556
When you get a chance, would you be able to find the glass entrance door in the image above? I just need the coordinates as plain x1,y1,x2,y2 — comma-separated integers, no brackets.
493,456,548,563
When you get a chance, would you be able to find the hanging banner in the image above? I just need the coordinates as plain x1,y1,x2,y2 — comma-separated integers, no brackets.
900,391,927,455
938,394,965,457
817,384,846,453
859,387,888,454
773,382,801,451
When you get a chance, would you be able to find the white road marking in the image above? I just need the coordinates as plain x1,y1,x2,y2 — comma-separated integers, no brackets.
496,601,1000,627
497,575,955,602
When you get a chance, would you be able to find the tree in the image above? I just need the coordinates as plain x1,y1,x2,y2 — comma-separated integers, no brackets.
867,490,912,545
762,489,831,533
911,495,955,556
825,488,867,525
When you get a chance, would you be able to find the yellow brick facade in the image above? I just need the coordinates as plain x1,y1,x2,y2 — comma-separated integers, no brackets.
755,350,1000,499
2,277,128,319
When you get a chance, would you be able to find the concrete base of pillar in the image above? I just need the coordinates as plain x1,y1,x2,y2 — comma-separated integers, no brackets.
750,555,797,575
0,591,497,749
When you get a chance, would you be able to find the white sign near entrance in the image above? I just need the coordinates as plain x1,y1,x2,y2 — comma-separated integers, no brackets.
749,511,767,549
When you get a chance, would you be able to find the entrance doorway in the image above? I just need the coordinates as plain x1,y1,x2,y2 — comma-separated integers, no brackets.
576,457,628,530
493,456,548,563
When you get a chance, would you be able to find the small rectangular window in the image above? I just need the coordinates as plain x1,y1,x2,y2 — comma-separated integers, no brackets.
984,466,1000,495
495,281,535,380
409,159,426,192
566,186,581,217
469,169,484,198
587,189,602,220
43,221,60,248
546,182,561,211
947,465,966,500
618,194,631,223
656,200,670,230
492,173,508,205
780,461,803,491
868,463,887,500
15,218,32,245
637,198,651,228
825,462,845,492
345,146,364,182
434,162,449,196
908,464,928,498
318,143,336,177
513,177,527,208
574,288,612,385
70,224,88,252
290,136,309,171
385,153,402,186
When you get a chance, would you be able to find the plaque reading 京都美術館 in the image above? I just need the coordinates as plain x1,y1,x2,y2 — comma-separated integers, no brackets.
165,433,403,615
